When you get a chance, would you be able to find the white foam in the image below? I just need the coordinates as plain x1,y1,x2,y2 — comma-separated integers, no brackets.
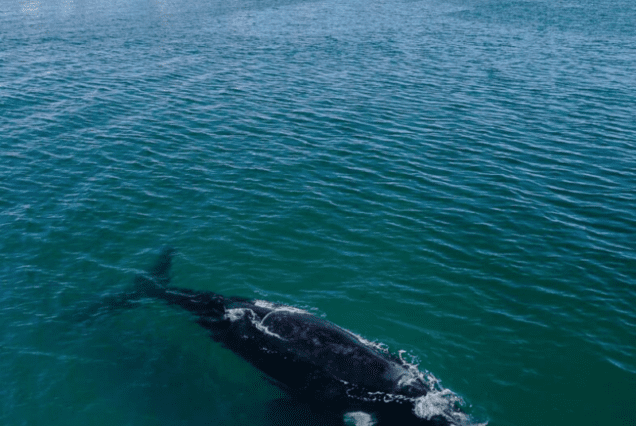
253,299,280,310
254,299,309,315
253,316,285,340
413,389,474,425
350,333,390,354
224,305,286,340
343,411,377,426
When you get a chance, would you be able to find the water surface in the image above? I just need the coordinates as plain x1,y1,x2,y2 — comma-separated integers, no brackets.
1,0,635,425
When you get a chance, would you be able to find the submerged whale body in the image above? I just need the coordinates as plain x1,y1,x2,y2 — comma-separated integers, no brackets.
119,248,469,426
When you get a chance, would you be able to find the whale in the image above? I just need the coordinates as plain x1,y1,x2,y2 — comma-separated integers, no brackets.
103,248,470,426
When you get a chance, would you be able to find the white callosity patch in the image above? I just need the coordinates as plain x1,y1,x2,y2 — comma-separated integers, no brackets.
223,307,248,322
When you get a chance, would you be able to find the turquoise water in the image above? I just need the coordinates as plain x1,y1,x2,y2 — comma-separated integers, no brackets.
1,0,635,424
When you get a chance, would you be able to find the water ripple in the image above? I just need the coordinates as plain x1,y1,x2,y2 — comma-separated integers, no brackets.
2,0,636,425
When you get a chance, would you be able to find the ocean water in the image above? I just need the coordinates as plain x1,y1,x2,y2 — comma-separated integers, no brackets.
1,0,635,425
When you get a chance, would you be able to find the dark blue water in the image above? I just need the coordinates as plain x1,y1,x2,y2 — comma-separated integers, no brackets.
1,0,635,425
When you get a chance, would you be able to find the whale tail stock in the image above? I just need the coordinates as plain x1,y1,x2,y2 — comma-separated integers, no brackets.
133,246,175,297
134,247,227,320
73,246,225,323
72,246,179,321
69,246,227,337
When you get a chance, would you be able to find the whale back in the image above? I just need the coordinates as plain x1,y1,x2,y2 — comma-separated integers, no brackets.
212,299,424,403
262,310,400,389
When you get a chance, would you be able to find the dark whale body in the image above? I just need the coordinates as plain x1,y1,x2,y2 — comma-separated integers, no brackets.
116,248,467,426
